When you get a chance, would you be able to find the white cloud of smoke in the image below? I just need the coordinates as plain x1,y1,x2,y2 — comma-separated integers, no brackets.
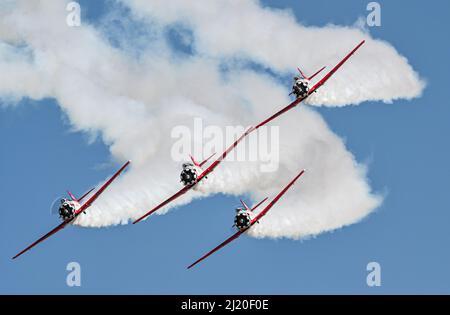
0,0,424,239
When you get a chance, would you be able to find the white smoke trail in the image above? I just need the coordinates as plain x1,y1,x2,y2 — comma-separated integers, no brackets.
123,0,425,107
0,0,424,238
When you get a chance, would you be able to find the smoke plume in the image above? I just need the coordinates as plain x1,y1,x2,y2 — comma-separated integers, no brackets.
0,0,424,239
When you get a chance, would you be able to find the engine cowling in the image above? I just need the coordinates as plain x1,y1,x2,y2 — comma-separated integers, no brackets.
180,163,198,186
293,78,309,98
59,201,75,220
234,210,251,231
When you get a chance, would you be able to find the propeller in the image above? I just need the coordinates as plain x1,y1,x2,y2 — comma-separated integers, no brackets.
49,196,66,216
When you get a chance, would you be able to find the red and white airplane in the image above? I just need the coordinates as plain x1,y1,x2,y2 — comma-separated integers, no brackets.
12,160,130,259
187,168,306,269
255,40,365,129
133,40,364,224
133,127,256,224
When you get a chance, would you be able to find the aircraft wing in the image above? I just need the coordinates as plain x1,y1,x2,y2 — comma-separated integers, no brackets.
133,184,194,224
255,40,365,129
255,96,306,129
187,169,305,269
187,229,246,269
75,160,130,214
12,219,72,259
251,169,305,223
198,126,256,180
308,40,365,94
134,127,256,224
12,160,130,259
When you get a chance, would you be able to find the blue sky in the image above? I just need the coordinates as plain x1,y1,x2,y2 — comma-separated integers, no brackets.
1,0,449,294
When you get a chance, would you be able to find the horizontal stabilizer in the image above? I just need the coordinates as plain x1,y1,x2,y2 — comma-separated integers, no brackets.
251,197,268,212
297,66,326,80
78,187,95,202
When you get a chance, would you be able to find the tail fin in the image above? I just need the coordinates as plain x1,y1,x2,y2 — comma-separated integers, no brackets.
240,199,250,210
67,191,77,202
67,187,95,203
297,66,326,80
189,155,200,167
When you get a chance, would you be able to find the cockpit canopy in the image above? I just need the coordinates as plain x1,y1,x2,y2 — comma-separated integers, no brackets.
182,162,194,169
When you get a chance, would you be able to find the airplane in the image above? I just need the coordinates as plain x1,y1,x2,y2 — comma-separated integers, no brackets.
133,40,364,224
187,168,306,269
255,40,365,129
133,126,256,224
12,160,131,259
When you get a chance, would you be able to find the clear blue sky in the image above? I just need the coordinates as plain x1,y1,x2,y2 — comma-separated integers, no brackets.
1,0,449,294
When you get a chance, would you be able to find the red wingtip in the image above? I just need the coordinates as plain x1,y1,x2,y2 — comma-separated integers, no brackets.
187,260,199,269
132,217,143,224
355,40,366,50
12,251,23,259
133,208,157,224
